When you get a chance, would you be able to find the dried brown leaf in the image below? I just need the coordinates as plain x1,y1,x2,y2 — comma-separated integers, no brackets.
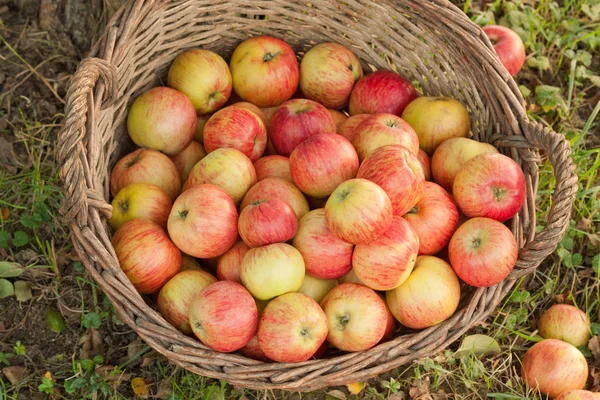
409,378,432,400
79,328,104,360
155,380,172,399
2,366,26,385
589,336,600,363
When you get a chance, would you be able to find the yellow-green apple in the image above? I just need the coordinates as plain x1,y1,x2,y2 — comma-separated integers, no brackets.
453,153,526,222
337,114,369,142
216,241,249,283
300,42,363,109
290,133,359,198
402,182,459,255
417,149,432,181
538,304,590,347
270,99,337,156
170,140,207,183
184,148,256,205
168,184,238,258
349,70,418,116
238,198,298,248
482,25,526,77
338,268,365,285
157,270,217,334
109,183,172,230
448,217,517,287
203,106,267,162
167,49,232,114
127,87,197,155
352,114,419,161
292,208,353,279
230,35,299,108
297,273,338,304
258,292,327,362
240,177,309,220
353,216,419,290
328,109,348,130
325,178,393,244
521,339,588,398
431,137,499,191
239,334,271,362
188,281,257,352
386,256,460,329
111,149,181,201
254,155,292,182
402,96,471,155
357,145,425,216
231,102,268,126
557,391,599,400
321,283,388,351
195,114,211,142
180,254,203,271
112,219,181,294
240,243,305,300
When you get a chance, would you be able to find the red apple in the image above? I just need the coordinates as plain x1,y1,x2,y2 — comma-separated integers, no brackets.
239,334,271,362
352,113,419,161
349,70,418,116
195,114,211,143
238,198,298,248
417,149,432,181
261,106,278,131
538,304,591,347
328,109,348,130
338,268,365,285
240,177,310,220
482,25,526,77
109,183,172,230
170,140,207,183
297,274,338,304
557,391,599,400
337,114,370,142
180,254,203,271
112,219,181,294
230,102,267,126
381,298,396,342
254,155,292,183
216,241,249,283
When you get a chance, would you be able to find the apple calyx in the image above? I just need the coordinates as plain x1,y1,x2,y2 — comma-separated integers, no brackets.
125,153,141,168
471,237,482,249
336,188,351,202
118,200,129,214
178,209,189,219
336,314,350,330
299,327,312,339
492,187,507,202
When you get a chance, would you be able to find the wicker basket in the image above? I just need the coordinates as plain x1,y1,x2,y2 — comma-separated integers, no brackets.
57,0,578,391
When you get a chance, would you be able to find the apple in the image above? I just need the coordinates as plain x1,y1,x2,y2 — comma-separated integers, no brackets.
482,25,526,77
401,96,471,155
352,113,419,161
189,281,257,352
238,198,298,248
349,70,418,116
240,243,305,300
338,268,365,285
240,177,310,220
453,153,526,222
109,183,172,230
292,208,353,279
381,298,396,342
290,133,359,198
261,106,278,131
417,149,432,181
431,137,499,191
112,219,181,294
403,182,459,255
386,256,460,329
170,140,207,183
200,256,220,272
254,155,292,183
203,106,267,162
230,35,299,107
538,304,591,347
258,292,327,362
195,114,211,143
111,149,181,201
216,241,250,283
300,42,363,109
239,334,271,362
167,49,232,114
337,114,370,142
168,184,238,258
231,102,268,126
357,145,425,216
521,339,588,398
157,270,217,334
328,109,348,130
297,274,338,304
353,216,419,290
184,148,256,205
311,340,330,359
557,391,599,400
448,217,517,287
180,254,203,271
321,283,388,351
269,99,337,156
127,87,197,156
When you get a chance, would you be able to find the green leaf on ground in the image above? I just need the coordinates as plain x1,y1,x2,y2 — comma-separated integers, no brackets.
0,279,14,299
455,334,501,357
12,231,29,247
46,309,66,333
83,312,102,329
0,231,9,249
0,262,24,278
14,281,32,302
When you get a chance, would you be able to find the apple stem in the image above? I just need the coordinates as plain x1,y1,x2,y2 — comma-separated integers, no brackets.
179,210,188,219
263,52,276,62
471,237,481,249
337,314,350,329
118,200,128,213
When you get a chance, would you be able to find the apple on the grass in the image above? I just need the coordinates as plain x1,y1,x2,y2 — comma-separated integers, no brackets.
189,281,257,352
258,292,327,362
453,152,526,222
417,149,432,181
231,101,268,126
184,147,256,205
238,198,298,248
109,183,172,230
337,114,370,142
357,144,425,216
353,216,419,291
254,155,292,183
328,109,348,129
297,274,338,304
386,256,460,329
240,177,310,220
325,178,393,245
290,133,359,198
195,114,211,143
482,25,526,77
167,49,232,114
352,113,419,161
216,241,250,283
240,243,305,300
321,283,388,351
292,208,354,279
448,217,517,287
157,270,217,334
538,304,591,347
349,70,418,116
556,391,600,400
167,184,238,259
170,140,207,183
127,87,197,156
180,254,203,271
402,182,459,255
269,98,337,156
299,42,363,109
521,339,588,398
111,149,181,201
229,35,299,108
112,219,181,294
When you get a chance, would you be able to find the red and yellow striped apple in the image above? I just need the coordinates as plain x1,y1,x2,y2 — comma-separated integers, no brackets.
238,198,298,248
109,183,172,230
328,109,348,129
417,149,432,181
337,114,370,142
240,177,310,220
349,70,418,116
482,25,526,77
254,155,292,183
297,273,338,304
556,391,599,400
352,113,419,161
170,140,207,183
216,241,250,283
538,304,590,347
